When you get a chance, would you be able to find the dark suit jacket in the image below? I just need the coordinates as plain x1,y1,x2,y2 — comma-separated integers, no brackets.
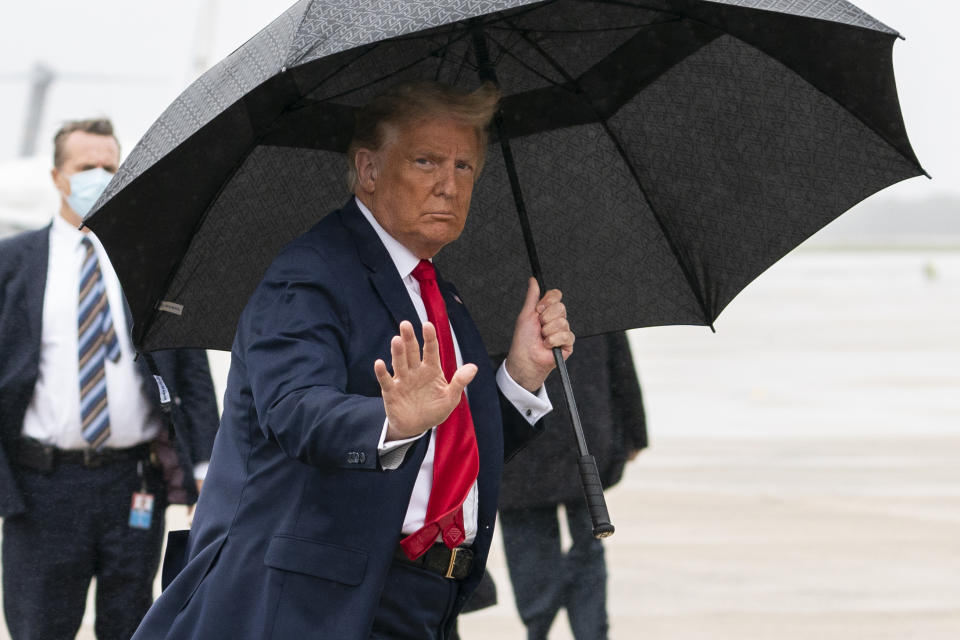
132,201,540,640
499,332,647,510
0,226,219,517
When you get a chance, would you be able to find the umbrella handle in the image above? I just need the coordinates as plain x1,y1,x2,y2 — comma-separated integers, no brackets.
553,347,616,539
579,454,616,538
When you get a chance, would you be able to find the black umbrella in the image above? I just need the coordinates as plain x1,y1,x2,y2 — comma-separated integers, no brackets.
86,0,923,536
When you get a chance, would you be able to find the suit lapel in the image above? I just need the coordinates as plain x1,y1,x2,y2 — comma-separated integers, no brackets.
438,276,492,416
338,200,422,336
440,283,482,364
24,226,51,343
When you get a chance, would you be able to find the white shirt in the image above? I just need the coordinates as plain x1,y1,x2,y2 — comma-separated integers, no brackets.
356,199,552,545
21,214,162,450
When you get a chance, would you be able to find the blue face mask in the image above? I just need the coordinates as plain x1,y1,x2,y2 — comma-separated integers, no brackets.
66,167,114,218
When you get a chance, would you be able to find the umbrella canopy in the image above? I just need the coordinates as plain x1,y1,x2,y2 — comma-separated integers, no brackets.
87,0,923,355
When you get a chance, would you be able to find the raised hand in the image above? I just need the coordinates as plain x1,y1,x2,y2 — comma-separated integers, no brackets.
504,277,575,393
374,320,477,441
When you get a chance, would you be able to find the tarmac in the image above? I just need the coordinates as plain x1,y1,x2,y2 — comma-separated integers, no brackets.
460,435,960,639
12,433,955,640
2,249,958,639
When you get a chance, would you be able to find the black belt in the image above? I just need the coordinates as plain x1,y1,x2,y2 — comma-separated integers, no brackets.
393,542,474,580
13,437,152,471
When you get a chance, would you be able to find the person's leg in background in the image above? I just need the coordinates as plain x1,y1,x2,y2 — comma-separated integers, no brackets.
561,500,609,640
500,505,564,640
93,458,167,640
2,465,99,640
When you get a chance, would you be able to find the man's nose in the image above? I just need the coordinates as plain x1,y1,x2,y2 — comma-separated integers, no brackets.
434,165,457,198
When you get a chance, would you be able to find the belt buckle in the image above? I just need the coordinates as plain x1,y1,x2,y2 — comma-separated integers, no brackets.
83,448,102,469
444,547,461,579
39,442,55,472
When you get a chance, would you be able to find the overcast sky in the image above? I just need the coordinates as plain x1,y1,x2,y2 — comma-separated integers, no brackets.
0,0,955,206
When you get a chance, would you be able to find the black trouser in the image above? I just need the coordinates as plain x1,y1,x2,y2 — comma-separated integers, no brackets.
2,456,166,640
370,558,461,640
500,501,609,640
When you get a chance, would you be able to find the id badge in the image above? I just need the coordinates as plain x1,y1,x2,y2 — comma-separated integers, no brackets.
129,492,155,529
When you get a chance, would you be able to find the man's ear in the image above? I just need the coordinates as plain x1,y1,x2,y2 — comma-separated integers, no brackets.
354,148,378,194
51,167,69,197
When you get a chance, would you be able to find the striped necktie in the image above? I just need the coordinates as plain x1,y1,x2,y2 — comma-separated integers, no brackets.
78,236,121,449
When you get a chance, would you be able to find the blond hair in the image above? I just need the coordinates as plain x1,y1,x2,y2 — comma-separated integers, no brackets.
346,81,500,192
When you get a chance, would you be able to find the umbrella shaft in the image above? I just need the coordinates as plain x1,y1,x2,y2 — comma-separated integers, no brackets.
471,21,588,455
493,114,545,287
476,20,614,539
471,24,545,287
553,346,589,455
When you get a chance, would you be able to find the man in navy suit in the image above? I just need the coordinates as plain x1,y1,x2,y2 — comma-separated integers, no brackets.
132,82,574,639
0,118,220,640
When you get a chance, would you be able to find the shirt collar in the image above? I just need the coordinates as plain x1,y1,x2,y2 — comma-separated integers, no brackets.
354,196,424,280
51,212,109,256
51,211,87,248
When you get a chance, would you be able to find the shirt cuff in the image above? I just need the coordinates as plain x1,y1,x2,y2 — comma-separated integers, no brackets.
193,461,209,481
378,418,427,470
496,362,552,425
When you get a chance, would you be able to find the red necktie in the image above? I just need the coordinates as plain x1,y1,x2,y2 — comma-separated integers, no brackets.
400,260,480,560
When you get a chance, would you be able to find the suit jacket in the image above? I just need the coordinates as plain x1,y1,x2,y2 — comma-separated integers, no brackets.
499,332,647,510
0,226,219,517
132,200,540,639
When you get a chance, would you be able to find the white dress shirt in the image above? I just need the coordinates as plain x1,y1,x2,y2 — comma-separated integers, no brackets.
356,199,552,546
21,214,162,450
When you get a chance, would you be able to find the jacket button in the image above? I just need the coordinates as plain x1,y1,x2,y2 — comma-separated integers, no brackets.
347,451,366,464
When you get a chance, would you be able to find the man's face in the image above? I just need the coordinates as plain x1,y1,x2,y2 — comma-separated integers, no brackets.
51,131,121,224
360,117,480,259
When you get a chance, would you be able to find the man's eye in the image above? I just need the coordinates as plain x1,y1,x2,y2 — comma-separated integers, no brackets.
415,158,431,166
456,162,473,171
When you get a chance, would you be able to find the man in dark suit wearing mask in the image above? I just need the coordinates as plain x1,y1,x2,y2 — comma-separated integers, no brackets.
0,118,220,640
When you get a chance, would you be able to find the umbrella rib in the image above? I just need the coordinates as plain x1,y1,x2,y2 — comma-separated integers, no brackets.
505,20,715,326
471,1,562,32
431,27,475,85
452,36,484,87
318,30,476,102
289,22,469,99
485,17,682,36
727,33,927,176
642,4,926,175
294,43,386,99
612,0,921,173
282,0,322,65
483,32,568,89
596,121,714,327
449,41,474,86
484,13,686,94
